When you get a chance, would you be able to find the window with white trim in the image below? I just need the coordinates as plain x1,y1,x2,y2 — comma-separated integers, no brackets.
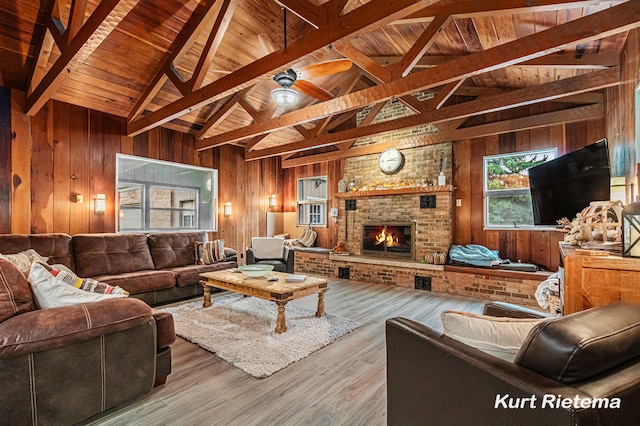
484,148,556,229
297,176,327,226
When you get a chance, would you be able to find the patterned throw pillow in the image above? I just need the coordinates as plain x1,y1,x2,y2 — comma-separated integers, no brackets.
0,249,49,275
194,240,226,265
28,262,128,309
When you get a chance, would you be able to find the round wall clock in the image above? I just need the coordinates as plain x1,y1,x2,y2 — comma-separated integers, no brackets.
378,148,405,174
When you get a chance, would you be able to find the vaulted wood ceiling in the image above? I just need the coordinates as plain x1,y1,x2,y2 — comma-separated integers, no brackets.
2,0,638,166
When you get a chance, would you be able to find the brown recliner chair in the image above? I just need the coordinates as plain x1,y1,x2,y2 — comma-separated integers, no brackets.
386,302,640,426
0,258,175,425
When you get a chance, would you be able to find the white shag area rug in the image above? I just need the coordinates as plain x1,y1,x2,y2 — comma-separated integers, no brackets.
161,293,361,378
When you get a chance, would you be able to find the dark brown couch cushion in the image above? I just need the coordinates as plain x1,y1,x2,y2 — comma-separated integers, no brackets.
167,260,238,287
0,298,152,359
147,231,207,269
0,259,36,323
73,233,155,277
516,302,640,384
0,233,74,270
92,270,176,294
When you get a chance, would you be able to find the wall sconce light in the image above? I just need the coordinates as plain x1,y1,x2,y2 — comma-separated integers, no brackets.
94,194,106,214
223,202,232,217
269,194,277,208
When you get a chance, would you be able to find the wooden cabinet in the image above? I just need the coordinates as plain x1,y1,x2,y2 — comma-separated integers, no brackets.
560,243,640,314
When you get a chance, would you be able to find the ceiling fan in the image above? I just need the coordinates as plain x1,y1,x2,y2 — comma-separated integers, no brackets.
270,59,353,106
258,7,352,106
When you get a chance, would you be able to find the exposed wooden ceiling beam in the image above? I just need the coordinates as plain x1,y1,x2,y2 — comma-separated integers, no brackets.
243,67,617,160
128,0,224,121
188,0,236,92
196,3,637,150
334,43,392,84
127,0,439,136
66,0,88,43
281,103,604,167
425,79,466,110
276,0,326,28
390,14,450,79
26,0,140,116
371,53,620,69
392,0,627,24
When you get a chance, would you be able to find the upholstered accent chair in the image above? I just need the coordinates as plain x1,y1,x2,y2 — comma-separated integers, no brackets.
245,237,294,273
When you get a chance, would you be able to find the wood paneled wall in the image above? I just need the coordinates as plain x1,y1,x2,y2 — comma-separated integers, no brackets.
2,26,639,268
452,110,605,271
2,91,282,256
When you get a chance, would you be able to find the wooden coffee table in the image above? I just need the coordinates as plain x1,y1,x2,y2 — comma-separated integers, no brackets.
199,270,329,334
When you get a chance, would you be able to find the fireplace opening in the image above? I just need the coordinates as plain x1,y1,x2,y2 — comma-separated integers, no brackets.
362,223,413,258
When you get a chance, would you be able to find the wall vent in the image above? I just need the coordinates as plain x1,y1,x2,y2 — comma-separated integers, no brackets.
415,276,432,291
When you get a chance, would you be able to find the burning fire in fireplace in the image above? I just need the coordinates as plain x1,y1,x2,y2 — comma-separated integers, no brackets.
375,229,399,247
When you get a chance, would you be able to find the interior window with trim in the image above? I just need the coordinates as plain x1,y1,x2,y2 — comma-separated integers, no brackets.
117,154,218,232
484,148,557,229
297,176,328,227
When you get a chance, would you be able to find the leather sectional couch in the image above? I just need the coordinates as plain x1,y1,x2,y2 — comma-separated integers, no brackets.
0,231,236,425
0,231,238,306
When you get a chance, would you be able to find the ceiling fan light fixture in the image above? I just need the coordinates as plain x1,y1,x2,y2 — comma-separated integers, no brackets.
271,87,299,106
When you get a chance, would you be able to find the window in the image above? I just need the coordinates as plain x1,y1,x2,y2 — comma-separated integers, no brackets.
484,148,556,229
117,154,217,232
297,176,328,226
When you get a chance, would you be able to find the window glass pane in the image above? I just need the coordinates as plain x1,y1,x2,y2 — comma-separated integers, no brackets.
116,154,217,232
485,150,555,191
297,176,328,226
487,194,535,226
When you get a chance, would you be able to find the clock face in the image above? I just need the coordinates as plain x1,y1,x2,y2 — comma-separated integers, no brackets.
378,149,405,174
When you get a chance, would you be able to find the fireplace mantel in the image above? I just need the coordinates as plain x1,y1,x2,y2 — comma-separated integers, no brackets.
334,185,453,199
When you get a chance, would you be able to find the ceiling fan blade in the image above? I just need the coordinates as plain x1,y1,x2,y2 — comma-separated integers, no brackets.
296,59,353,80
258,33,276,55
292,80,334,102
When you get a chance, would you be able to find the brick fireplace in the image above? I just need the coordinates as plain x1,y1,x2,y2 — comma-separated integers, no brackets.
336,186,453,261
362,222,414,258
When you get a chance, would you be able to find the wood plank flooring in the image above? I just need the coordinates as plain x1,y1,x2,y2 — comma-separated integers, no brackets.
83,279,488,426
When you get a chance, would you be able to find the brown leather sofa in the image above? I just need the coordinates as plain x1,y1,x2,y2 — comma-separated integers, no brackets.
0,258,176,425
0,231,238,306
386,302,640,426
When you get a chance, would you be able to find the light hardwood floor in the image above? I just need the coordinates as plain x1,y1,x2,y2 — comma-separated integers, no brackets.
83,279,488,426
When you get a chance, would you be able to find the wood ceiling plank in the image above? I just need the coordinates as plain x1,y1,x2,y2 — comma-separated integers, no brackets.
196,3,637,150
281,103,604,167
26,0,140,116
242,67,617,159
127,0,440,136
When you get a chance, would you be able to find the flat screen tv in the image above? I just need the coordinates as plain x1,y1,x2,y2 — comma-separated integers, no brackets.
528,139,610,226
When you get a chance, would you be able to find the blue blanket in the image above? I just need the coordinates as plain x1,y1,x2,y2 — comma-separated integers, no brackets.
448,244,501,267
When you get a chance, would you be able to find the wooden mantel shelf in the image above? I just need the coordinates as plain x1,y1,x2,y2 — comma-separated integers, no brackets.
334,185,453,198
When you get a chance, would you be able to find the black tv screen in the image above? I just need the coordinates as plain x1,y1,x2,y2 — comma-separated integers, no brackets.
528,139,610,226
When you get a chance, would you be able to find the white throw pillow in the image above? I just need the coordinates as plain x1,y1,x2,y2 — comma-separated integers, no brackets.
28,262,128,309
441,310,544,362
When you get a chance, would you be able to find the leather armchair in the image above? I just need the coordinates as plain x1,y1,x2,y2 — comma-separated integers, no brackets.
245,237,294,273
386,302,640,426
